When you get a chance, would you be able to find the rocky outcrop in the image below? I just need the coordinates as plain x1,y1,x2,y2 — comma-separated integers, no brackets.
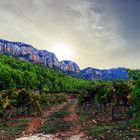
60,60,80,73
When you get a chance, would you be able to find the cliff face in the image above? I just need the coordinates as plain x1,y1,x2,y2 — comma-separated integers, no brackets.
60,60,80,73
0,39,80,73
0,39,128,80
80,67,128,80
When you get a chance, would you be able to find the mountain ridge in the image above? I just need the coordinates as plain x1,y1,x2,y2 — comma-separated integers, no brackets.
0,39,128,80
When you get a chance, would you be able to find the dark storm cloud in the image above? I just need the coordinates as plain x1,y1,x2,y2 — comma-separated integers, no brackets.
111,0,140,37
109,0,140,50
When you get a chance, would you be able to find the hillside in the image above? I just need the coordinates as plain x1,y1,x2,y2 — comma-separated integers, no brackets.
0,54,88,91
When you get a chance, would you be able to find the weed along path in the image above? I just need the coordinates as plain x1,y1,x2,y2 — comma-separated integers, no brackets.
16,98,88,140
56,101,87,139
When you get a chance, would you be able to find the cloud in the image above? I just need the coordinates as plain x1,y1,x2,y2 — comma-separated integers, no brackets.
0,0,139,69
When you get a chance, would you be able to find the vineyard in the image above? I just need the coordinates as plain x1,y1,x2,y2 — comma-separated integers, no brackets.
0,79,140,139
0,89,67,119
0,55,140,139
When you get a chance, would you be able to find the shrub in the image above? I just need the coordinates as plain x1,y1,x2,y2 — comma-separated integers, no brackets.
42,120,72,133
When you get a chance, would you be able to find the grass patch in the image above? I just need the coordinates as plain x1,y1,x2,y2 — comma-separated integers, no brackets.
87,124,111,138
129,114,140,131
0,118,31,136
77,108,93,123
42,119,72,133
87,122,140,139
79,114,89,123
48,110,69,120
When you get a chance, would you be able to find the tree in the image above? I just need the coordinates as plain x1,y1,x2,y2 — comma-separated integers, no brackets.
111,80,133,120
9,79,16,88
16,89,32,115
0,81,5,90
43,85,49,93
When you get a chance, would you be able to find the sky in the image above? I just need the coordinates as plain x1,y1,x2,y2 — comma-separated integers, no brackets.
0,0,140,69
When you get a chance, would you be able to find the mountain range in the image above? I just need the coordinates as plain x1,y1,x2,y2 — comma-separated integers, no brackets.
0,39,128,80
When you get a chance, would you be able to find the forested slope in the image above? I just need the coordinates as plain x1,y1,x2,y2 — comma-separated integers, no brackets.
0,54,88,91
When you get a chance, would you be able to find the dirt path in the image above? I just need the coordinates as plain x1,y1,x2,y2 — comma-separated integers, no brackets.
21,101,70,136
55,101,87,139
16,97,140,140
16,99,88,140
